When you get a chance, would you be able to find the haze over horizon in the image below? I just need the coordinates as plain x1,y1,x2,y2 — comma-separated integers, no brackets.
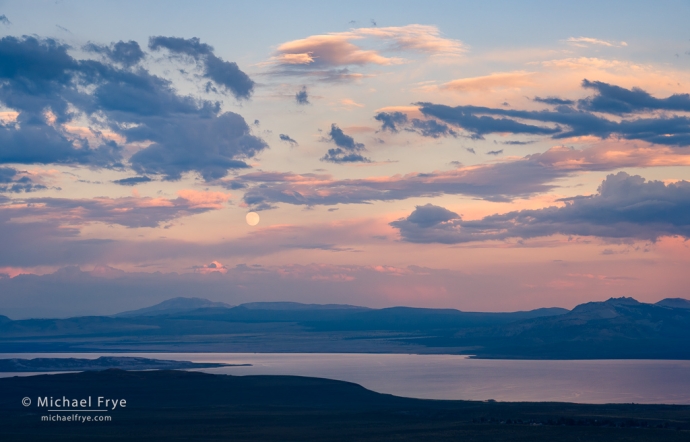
2,1,690,318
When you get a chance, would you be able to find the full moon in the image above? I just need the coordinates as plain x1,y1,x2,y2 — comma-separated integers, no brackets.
246,212,260,226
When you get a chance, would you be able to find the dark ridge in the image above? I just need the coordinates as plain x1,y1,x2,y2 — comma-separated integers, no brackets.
0,370,688,441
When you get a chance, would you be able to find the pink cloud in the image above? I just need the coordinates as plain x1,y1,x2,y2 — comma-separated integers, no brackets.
192,260,228,274
1,191,232,229
266,25,464,80
229,141,690,208
442,71,537,92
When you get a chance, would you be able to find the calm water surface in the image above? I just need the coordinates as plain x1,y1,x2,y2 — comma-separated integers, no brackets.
1,353,689,404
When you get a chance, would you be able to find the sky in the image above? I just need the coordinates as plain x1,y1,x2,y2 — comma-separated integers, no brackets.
1,1,690,318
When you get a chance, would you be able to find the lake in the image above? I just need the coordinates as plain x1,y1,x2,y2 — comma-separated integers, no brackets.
2,352,690,404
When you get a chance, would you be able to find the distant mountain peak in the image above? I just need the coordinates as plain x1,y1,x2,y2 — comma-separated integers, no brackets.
239,302,369,311
604,297,641,305
568,297,641,319
114,297,232,317
656,298,690,309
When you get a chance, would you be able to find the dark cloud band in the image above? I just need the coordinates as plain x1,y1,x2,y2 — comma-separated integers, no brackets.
391,172,690,243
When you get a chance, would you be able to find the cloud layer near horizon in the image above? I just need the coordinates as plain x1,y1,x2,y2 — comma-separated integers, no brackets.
227,141,690,208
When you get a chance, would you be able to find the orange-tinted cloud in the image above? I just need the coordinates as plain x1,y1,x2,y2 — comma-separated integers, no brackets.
441,71,537,92
266,25,464,81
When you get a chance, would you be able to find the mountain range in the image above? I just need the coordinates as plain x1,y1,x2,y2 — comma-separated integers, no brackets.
0,297,689,359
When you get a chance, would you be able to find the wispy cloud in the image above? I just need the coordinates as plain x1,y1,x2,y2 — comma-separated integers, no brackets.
565,36,628,48
265,25,464,81
441,71,536,92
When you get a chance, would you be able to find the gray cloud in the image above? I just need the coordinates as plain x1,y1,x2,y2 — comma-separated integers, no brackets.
391,172,690,243
0,35,266,180
371,81,690,146
127,112,265,181
418,101,690,146
579,79,690,115
374,111,408,132
409,118,457,138
415,79,690,146
148,36,254,100
374,111,457,138
84,40,145,67
0,15,10,25
321,124,370,163
0,167,47,193
405,203,459,227
112,176,152,186
279,133,298,146
0,193,228,229
0,36,124,167
229,151,570,208
534,96,574,106
295,86,309,104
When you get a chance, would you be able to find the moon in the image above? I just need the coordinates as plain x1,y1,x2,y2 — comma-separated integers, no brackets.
245,212,260,226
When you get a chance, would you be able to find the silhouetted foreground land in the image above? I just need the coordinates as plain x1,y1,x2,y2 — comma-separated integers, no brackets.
1,370,689,441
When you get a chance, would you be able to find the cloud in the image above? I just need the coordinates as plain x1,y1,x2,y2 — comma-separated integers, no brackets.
409,118,457,138
85,56,267,181
578,79,690,114
321,124,370,163
441,71,536,92
0,36,124,167
416,84,690,145
0,209,380,273
373,81,690,146
502,140,535,145
267,25,463,81
417,103,561,139
565,37,627,47
229,157,563,207
149,36,254,99
112,176,152,186
534,96,575,106
374,111,456,137
391,172,690,244
486,149,503,155
0,167,47,193
192,260,228,274
0,263,461,317
353,25,464,55
84,40,145,67
404,203,459,227
0,35,266,179
374,111,408,132
0,15,10,25
228,140,690,208
0,190,231,229
295,86,310,104
279,134,298,146
127,112,266,181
